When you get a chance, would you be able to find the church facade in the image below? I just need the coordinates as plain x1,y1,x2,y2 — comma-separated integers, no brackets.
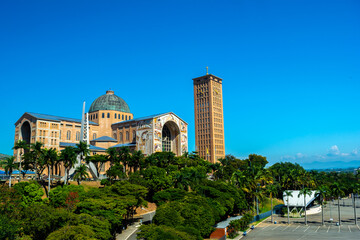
13,90,188,170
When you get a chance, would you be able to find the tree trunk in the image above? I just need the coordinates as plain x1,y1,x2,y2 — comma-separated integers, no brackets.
353,193,357,225
9,174,12,188
48,166,51,194
338,197,341,226
287,199,290,224
19,159,22,183
304,196,307,225
271,193,273,223
321,199,324,225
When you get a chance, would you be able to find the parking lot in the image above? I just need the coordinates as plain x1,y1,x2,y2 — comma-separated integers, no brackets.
245,198,360,239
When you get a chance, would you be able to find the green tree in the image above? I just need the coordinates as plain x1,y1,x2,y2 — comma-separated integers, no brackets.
141,166,173,199
266,184,279,223
130,150,144,172
1,156,19,188
46,225,97,240
331,182,345,226
13,181,44,207
43,148,58,194
86,154,107,179
137,224,199,240
316,185,330,226
13,139,29,182
75,141,90,163
298,187,312,225
73,164,90,185
69,213,112,240
23,142,46,180
59,146,77,185
49,185,86,208
283,190,293,224
0,214,20,240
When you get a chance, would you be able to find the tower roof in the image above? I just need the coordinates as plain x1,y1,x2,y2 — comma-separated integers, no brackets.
89,90,130,113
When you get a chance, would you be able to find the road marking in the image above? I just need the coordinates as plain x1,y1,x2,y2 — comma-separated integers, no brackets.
293,225,301,231
327,226,330,232
272,225,280,230
348,226,351,232
315,226,320,232
262,225,270,230
282,224,292,231
304,226,310,232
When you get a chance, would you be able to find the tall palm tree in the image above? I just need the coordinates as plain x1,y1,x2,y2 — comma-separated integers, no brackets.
12,139,29,182
316,185,330,226
75,141,90,164
130,150,144,172
118,146,131,174
351,183,360,225
267,184,279,223
1,156,19,188
43,148,58,194
59,146,77,185
73,164,90,185
284,190,293,224
106,147,119,167
298,187,313,225
331,182,345,226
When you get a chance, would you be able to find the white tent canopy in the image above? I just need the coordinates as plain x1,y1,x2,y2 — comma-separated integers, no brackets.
283,190,317,208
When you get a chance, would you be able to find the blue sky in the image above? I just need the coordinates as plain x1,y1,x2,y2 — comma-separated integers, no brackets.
1,0,359,167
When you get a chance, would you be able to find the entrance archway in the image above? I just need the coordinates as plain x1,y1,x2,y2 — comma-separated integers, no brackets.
161,121,180,156
21,121,31,144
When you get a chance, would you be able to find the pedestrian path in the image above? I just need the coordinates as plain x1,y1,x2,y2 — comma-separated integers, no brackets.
116,221,141,240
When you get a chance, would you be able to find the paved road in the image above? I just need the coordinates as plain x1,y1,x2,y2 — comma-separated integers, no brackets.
116,211,156,240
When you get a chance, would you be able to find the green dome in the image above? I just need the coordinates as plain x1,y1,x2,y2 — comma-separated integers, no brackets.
89,90,130,113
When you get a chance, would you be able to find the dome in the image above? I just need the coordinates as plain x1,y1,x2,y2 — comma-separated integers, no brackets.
89,90,130,113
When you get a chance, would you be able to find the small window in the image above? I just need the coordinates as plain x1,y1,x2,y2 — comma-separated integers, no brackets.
113,133,117,139
66,130,71,140
122,115,124,120
118,114,120,119
96,113,98,119
126,131,129,141
76,131,80,141
102,113,105,118
125,116,128,120
93,133,97,140
115,114,117,119
132,130,136,142
120,132,123,141
107,113,110,118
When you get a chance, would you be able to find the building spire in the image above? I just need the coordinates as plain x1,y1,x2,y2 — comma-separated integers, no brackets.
206,66,209,75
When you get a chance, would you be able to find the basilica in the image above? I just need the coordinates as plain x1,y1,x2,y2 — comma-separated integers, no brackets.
13,90,188,175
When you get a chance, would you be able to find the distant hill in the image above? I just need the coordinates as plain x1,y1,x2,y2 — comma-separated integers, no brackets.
302,160,360,171
0,153,11,160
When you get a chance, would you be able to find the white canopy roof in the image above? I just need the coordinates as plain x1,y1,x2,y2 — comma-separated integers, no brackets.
283,190,317,207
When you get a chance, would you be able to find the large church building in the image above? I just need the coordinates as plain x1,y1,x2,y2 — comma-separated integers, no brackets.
14,90,188,165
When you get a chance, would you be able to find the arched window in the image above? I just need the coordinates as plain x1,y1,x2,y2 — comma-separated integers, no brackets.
107,113,110,118
118,114,120,119
132,130,136,142
126,131,129,141
115,114,117,119
66,130,71,140
76,131,80,141
96,113,98,119
113,133,117,140
120,132,123,141
102,113,105,118
125,116,128,120
93,133,97,140
162,125,171,152
122,115,124,120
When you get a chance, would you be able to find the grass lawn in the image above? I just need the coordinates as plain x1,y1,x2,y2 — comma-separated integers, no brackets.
259,197,283,214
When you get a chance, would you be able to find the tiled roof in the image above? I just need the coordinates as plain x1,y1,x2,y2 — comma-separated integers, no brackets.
109,143,136,148
25,112,98,125
91,136,118,142
60,142,106,151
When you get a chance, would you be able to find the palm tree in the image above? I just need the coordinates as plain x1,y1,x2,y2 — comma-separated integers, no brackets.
43,148,58,194
284,190,293,224
118,146,131,173
75,141,90,163
351,183,360,225
331,182,345,226
12,139,29,182
73,164,90,185
316,185,330,226
267,184,279,223
298,187,313,225
130,150,144,172
106,147,119,167
1,156,19,188
59,146,77,185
